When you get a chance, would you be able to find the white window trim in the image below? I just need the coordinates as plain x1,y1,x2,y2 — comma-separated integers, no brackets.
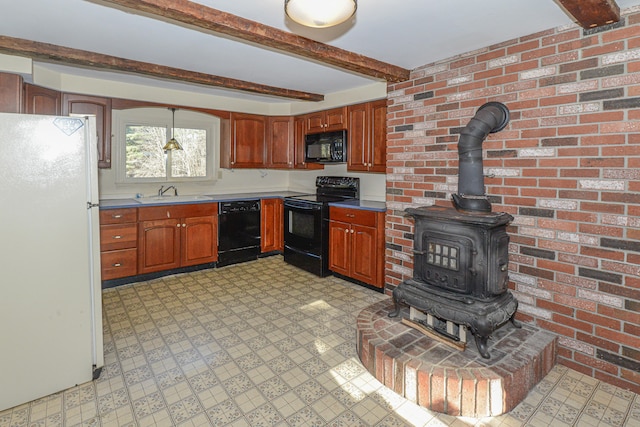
114,107,218,184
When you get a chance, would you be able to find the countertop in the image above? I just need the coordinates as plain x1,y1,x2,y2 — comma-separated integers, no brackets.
99,191,307,209
328,199,387,212
100,192,386,212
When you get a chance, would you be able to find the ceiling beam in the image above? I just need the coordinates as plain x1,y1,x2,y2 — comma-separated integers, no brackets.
556,0,620,29
97,0,411,82
0,35,324,101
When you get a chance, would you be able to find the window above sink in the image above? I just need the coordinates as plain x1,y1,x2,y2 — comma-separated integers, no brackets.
113,108,219,185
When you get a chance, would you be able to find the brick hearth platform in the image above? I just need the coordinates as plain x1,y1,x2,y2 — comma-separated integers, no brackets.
356,300,558,417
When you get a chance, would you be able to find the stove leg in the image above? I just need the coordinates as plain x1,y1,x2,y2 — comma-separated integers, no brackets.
475,335,491,359
388,286,403,318
510,314,522,328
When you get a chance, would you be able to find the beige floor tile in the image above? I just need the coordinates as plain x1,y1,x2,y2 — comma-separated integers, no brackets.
1,257,639,427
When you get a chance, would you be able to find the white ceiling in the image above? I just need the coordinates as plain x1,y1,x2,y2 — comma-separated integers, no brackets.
3,0,640,104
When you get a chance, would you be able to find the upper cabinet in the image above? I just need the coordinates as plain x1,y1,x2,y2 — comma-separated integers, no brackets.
267,116,294,169
347,99,387,173
62,94,112,169
293,115,324,170
303,106,347,134
23,84,61,115
0,73,23,113
221,112,267,168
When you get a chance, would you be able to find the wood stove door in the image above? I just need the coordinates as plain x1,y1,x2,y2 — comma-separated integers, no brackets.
414,233,474,294
487,230,510,296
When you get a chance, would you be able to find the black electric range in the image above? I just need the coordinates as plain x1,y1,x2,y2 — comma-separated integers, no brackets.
283,177,360,276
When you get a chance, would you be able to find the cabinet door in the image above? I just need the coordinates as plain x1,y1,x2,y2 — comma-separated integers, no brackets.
261,198,283,252
328,220,351,276
350,224,378,285
267,116,294,168
324,106,347,131
229,112,267,167
138,218,181,274
181,215,217,266
0,72,23,113
347,102,369,172
304,111,327,134
293,116,323,170
62,94,112,169
24,84,61,115
368,99,387,173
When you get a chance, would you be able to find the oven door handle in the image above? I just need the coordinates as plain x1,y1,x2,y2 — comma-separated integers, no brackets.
284,202,321,211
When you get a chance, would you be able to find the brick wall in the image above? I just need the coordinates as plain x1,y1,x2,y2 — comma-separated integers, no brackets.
386,11,640,393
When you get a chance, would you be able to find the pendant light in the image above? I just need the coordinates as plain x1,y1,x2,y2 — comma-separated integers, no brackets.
163,108,183,151
285,0,357,28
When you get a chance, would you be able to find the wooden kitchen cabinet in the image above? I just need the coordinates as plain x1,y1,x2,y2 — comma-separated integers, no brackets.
99,208,138,280
138,203,218,274
347,99,387,173
23,84,61,115
261,198,283,253
267,116,294,168
221,112,267,168
293,115,324,170
0,72,23,113
62,93,112,169
303,106,347,134
329,206,385,289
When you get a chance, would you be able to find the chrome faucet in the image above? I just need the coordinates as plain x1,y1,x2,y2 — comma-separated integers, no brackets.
158,185,178,196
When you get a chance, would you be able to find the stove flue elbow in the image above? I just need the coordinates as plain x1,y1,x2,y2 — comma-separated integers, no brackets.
452,102,510,213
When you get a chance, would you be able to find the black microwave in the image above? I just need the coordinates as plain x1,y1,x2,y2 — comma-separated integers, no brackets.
304,130,347,163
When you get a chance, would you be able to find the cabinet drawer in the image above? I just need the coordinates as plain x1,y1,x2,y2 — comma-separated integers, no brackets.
138,203,217,221
330,207,377,227
100,224,137,251
101,248,137,280
100,208,137,224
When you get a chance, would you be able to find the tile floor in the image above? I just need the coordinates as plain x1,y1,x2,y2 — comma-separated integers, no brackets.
1,256,639,427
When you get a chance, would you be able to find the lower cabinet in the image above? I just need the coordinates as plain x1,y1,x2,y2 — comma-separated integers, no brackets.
138,204,218,275
329,206,385,289
100,208,138,280
261,198,283,252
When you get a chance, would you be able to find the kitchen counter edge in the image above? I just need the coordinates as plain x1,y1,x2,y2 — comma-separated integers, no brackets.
99,192,307,209
328,200,386,212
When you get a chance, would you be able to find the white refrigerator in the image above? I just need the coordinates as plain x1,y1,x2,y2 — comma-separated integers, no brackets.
0,113,103,412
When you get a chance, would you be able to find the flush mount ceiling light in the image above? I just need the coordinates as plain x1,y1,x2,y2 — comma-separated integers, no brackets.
285,0,357,28
163,107,183,151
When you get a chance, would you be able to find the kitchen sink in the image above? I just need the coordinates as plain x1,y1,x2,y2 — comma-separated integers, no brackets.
135,195,214,204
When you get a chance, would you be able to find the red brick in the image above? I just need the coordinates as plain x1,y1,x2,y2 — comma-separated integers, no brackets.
595,327,640,349
576,331,620,353
582,41,625,57
574,352,619,375
554,294,597,311
552,313,594,333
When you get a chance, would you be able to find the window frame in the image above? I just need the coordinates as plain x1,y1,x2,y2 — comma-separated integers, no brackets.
114,107,218,184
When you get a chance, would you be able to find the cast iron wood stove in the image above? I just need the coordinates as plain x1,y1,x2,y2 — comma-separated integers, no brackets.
389,102,519,359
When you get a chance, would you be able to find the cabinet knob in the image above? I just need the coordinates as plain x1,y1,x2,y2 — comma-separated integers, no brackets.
176,224,181,227
183,223,186,227
113,214,122,219
113,263,121,267
350,229,354,233
113,235,122,239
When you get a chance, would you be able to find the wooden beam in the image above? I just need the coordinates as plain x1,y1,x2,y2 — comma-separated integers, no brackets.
98,0,411,82
556,0,620,29
0,35,324,101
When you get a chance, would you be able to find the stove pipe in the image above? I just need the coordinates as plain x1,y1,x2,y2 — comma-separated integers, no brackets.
452,102,510,213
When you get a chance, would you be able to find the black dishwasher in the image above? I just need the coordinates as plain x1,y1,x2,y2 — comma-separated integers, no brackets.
218,200,261,267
